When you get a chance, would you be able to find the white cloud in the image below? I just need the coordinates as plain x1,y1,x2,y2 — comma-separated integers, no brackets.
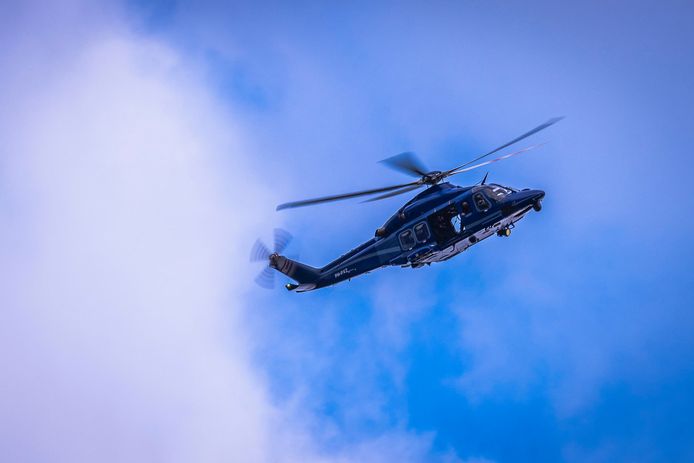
0,19,274,462
0,3,451,462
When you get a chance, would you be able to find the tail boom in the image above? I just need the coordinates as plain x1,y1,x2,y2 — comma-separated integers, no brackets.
270,255,321,290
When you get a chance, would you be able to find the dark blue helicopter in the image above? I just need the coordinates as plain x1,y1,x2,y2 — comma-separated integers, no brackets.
251,118,562,292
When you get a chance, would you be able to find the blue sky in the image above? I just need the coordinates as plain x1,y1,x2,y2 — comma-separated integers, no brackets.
2,1,693,462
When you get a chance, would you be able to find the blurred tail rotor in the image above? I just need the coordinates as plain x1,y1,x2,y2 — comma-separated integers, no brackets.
250,228,293,289
273,228,292,255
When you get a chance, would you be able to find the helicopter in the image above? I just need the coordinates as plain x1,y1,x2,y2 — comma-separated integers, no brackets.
251,117,562,292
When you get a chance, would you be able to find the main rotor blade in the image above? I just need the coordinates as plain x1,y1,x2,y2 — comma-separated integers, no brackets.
447,144,544,177
379,152,429,177
276,181,419,210
250,239,272,262
362,184,423,202
274,228,292,254
446,117,563,175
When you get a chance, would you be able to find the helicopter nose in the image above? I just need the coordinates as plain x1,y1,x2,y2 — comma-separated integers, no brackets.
501,189,545,214
530,189,545,211
519,189,544,202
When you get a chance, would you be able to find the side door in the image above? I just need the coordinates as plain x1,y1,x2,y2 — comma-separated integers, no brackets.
456,199,473,234
461,190,493,237
472,190,492,216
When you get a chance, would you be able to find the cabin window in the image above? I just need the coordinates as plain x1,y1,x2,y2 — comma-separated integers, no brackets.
414,222,430,242
474,192,491,211
399,229,416,250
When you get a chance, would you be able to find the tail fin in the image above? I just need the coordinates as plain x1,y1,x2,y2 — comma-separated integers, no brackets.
251,229,320,291
270,255,321,285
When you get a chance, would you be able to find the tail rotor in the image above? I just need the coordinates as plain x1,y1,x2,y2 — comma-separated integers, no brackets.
250,228,293,289
273,228,292,255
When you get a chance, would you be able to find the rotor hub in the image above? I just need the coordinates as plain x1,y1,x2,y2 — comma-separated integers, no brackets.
422,170,444,184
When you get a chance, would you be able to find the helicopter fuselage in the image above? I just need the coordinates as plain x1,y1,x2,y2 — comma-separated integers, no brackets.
278,182,545,292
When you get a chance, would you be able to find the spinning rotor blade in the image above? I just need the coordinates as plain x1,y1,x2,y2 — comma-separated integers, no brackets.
274,228,292,254
255,267,275,289
275,118,562,212
447,144,544,177
362,184,423,202
251,229,294,289
379,152,429,177
250,239,272,262
276,181,419,210
446,117,563,176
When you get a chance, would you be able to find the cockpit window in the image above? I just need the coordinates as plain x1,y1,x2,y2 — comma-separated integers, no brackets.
485,185,511,201
473,192,491,211
399,229,416,250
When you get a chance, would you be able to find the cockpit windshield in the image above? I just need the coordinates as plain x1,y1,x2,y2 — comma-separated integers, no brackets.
485,185,512,201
